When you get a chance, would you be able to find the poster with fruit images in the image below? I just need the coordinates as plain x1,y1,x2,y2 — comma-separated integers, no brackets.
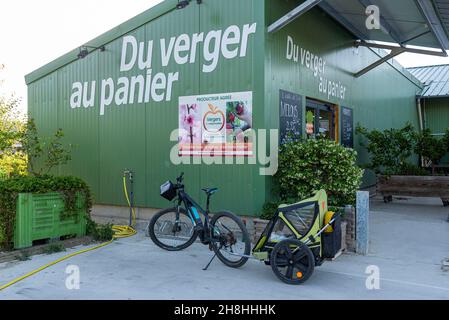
179,91,253,156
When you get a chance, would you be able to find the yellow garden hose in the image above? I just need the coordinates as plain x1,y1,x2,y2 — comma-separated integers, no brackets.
123,174,137,228
0,173,138,291
0,240,113,291
110,174,137,238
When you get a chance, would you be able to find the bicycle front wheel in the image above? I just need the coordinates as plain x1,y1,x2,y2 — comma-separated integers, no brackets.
210,211,251,268
149,207,198,251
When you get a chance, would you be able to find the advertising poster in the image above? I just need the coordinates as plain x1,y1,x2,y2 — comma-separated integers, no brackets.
179,92,253,156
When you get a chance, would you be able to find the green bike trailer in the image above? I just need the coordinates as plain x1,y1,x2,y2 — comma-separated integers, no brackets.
252,190,342,285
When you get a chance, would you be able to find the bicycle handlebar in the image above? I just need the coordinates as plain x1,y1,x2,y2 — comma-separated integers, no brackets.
176,172,185,185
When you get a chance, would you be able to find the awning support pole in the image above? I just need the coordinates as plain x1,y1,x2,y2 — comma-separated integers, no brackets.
354,47,406,78
355,40,448,56
267,0,322,33
353,40,448,78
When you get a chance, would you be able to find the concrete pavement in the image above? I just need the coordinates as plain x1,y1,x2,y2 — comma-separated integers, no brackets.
1,196,448,300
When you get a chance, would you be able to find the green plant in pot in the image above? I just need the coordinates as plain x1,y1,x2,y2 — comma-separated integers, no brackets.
357,123,449,176
356,123,418,175
262,136,364,220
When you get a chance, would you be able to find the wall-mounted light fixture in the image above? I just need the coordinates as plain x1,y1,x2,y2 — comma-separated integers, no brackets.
176,0,190,9
77,45,106,59
176,0,202,10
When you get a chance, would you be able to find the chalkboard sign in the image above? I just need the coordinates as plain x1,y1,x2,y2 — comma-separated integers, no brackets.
280,90,302,145
341,106,354,148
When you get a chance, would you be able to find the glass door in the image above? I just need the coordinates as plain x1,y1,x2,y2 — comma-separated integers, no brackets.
305,99,336,140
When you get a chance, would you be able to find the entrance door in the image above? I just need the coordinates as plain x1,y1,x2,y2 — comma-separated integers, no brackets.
305,99,337,140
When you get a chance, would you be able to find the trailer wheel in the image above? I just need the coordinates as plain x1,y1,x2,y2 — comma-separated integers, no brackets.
270,239,315,285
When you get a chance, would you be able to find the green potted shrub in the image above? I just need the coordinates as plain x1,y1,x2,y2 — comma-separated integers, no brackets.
0,119,105,250
255,137,364,243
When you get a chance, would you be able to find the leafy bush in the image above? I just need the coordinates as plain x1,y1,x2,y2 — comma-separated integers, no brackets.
260,201,282,220
0,93,24,152
415,129,447,166
275,137,364,209
44,242,66,254
394,162,429,176
0,92,26,178
0,151,27,178
0,168,7,181
86,219,114,241
22,119,73,176
356,123,416,175
0,175,92,250
357,124,449,175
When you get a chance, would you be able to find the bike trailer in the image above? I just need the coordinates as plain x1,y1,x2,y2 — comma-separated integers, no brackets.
252,190,342,284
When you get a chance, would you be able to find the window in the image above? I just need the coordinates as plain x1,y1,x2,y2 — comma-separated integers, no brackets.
306,99,338,141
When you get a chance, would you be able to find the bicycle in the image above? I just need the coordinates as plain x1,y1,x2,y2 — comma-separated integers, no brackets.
149,173,251,269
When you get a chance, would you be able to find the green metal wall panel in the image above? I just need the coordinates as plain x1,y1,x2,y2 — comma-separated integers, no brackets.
195,0,266,214
423,97,449,134
28,0,265,215
27,0,423,216
144,2,201,210
97,27,148,206
57,53,101,199
423,97,449,164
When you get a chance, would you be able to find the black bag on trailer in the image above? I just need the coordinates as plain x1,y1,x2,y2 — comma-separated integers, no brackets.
322,213,342,259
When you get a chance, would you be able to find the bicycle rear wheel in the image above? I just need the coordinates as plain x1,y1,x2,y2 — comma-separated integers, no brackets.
210,211,251,268
149,207,198,251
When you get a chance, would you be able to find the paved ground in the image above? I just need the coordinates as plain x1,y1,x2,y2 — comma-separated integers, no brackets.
1,196,448,300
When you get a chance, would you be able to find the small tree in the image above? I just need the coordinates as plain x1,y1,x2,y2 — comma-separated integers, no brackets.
357,124,449,175
414,129,447,174
0,67,26,177
21,119,73,176
356,123,417,175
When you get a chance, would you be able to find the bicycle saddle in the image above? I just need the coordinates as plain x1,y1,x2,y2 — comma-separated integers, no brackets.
202,188,219,195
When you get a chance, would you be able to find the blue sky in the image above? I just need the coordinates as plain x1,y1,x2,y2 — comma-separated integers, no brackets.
1,0,448,112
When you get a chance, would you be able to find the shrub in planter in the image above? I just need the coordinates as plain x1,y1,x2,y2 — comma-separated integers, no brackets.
356,123,417,175
358,124,449,205
357,124,449,175
275,137,364,209
415,129,448,173
0,175,93,250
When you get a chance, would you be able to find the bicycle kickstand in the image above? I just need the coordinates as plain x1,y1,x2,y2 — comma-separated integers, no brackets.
203,252,217,271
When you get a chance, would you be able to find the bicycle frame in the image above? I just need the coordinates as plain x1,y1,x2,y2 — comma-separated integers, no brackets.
176,189,214,244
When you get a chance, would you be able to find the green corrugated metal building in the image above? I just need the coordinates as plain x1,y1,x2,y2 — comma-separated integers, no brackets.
26,0,439,216
408,64,449,164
